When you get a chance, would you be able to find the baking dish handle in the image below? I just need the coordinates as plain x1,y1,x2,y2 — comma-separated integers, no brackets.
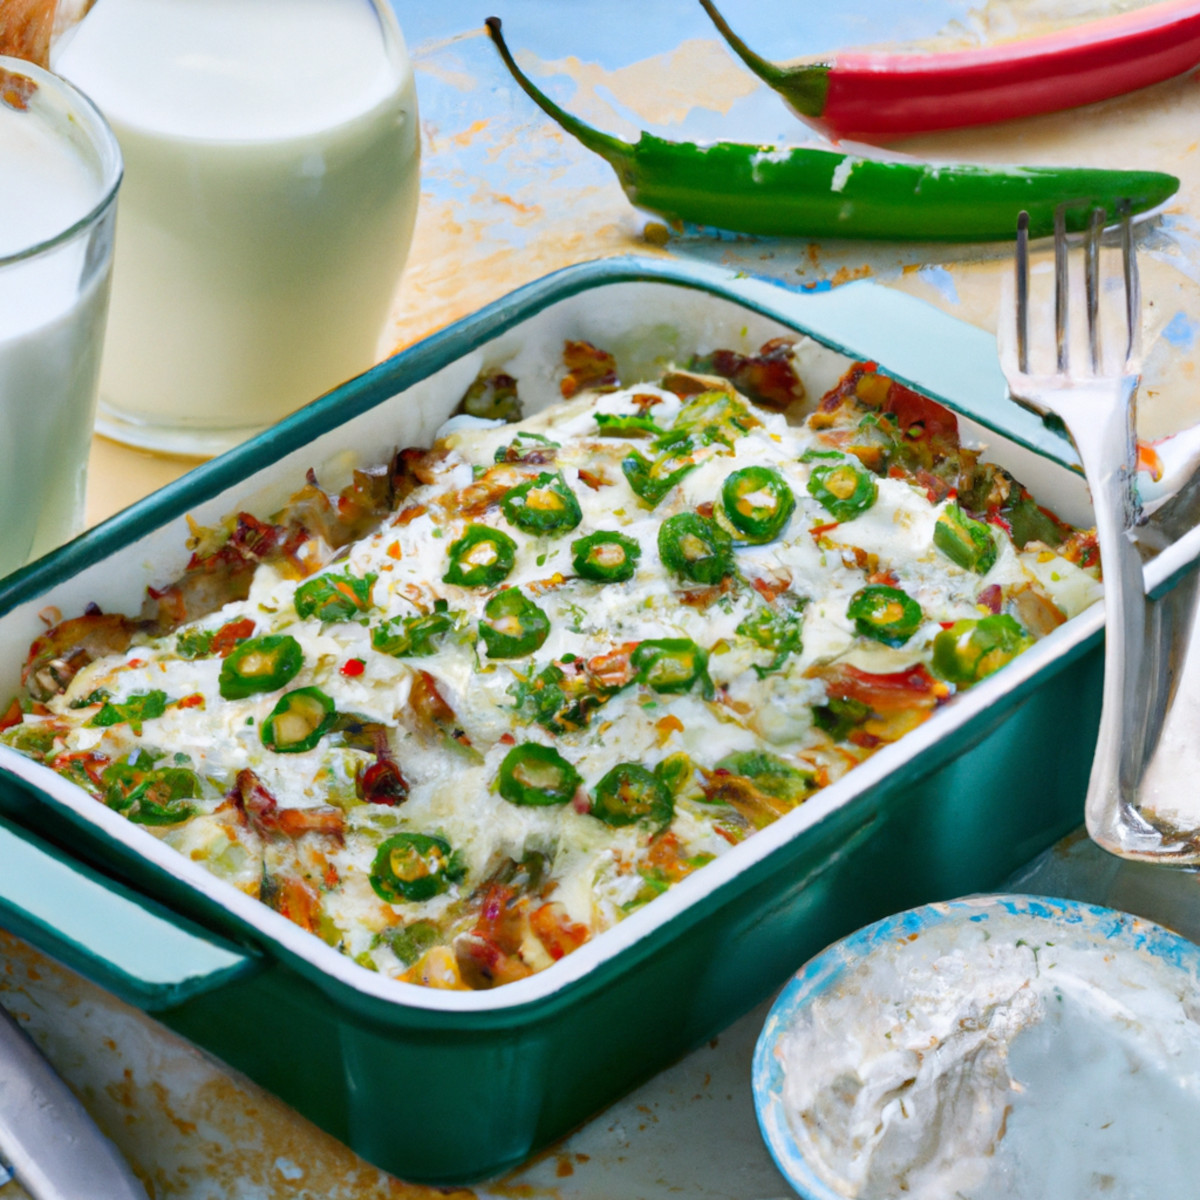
0,815,258,1013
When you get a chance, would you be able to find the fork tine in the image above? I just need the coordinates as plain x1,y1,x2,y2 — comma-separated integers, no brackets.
1016,209,1030,374
1121,201,1141,365
1054,205,1069,373
1086,206,1104,372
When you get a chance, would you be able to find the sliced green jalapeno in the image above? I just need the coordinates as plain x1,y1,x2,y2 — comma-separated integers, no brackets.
371,601,459,658
934,502,998,574
294,571,375,622
501,471,583,535
480,588,551,659
721,466,796,543
658,513,734,584
102,761,199,826
572,530,642,583
932,614,1031,685
805,451,878,522
370,833,466,904
497,742,581,807
261,686,336,753
218,635,303,700
590,762,674,828
443,524,517,588
632,638,713,696
847,585,923,646
622,447,697,508
715,750,814,805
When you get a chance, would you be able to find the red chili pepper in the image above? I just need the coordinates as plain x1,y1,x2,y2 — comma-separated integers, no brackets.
702,0,1200,140
340,658,365,677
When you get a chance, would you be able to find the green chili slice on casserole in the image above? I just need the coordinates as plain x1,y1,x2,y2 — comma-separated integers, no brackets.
632,638,713,696
720,466,795,543
370,833,465,903
805,451,878,523
932,614,1031,685
294,571,375,622
934,502,998,574
589,762,674,829
501,471,583,534
847,585,923,647
261,686,337,753
443,525,517,588
658,513,733,584
497,743,581,806
572,530,642,583
219,635,304,700
479,588,551,659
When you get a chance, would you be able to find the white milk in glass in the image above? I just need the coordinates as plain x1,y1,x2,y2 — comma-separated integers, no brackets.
0,59,119,575
56,0,420,454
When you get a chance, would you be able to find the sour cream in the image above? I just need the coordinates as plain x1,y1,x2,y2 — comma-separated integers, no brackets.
761,897,1200,1200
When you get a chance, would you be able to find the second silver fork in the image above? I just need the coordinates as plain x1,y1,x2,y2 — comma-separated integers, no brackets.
1004,206,1199,863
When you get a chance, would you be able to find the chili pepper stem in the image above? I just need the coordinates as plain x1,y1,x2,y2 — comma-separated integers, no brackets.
485,17,634,168
698,0,829,117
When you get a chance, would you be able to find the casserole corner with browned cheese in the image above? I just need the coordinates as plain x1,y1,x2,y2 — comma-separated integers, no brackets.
0,337,1100,991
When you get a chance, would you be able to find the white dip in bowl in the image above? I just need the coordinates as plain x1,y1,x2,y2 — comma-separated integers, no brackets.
754,895,1200,1200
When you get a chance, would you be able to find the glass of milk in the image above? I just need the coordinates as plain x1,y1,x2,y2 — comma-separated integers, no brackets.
55,0,421,456
0,56,122,578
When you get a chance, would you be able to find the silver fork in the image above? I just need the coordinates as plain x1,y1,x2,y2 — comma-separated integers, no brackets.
1003,205,1199,863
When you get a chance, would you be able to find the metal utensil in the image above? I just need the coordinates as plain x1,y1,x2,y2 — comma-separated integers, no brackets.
1000,204,1198,862
0,1001,147,1200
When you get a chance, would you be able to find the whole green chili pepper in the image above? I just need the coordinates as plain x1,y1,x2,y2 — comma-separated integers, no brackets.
219,635,304,700
498,742,582,807
805,451,878,523
479,588,551,658
932,614,1032,685
261,686,337,753
590,762,674,829
370,833,466,903
444,524,517,588
572,530,642,582
658,513,734,585
847,585,923,646
632,638,713,696
485,17,1178,242
934,502,998,574
502,471,583,535
721,466,796,543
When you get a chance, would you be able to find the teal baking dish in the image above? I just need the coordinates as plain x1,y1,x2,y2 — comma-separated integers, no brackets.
0,256,1175,1184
